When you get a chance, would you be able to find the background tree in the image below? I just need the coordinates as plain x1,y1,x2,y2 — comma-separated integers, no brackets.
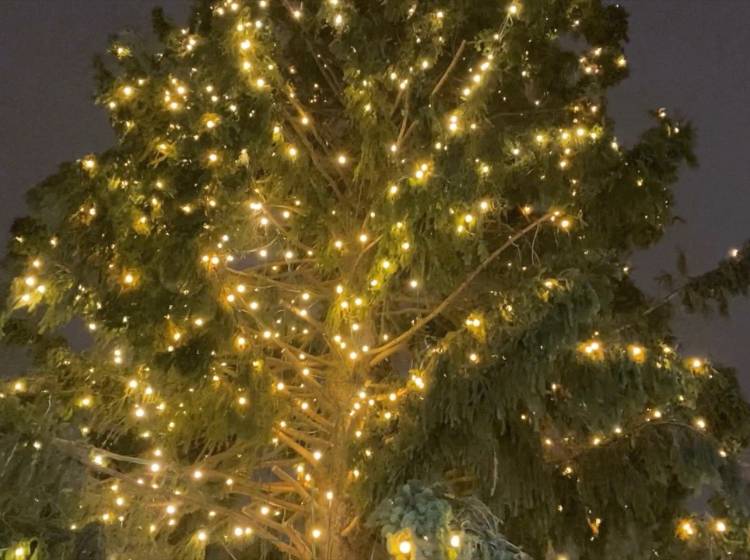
2,0,750,559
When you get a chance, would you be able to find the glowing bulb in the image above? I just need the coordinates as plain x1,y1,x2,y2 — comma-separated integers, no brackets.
450,534,461,548
448,114,460,132
628,345,645,362
398,541,412,554
677,520,695,540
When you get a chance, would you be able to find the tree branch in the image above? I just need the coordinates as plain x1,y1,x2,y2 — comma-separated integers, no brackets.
368,214,553,366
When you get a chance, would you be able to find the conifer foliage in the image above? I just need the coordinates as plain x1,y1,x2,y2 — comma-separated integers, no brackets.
2,1,750,559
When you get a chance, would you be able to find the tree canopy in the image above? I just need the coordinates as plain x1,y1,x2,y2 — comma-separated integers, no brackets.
2,1,750,559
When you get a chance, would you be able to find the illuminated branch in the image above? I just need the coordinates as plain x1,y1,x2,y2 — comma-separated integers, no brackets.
281,107,346,202
52,438,308,559
369,213,553,366
271,465,314,502
430,40,467,99
279,424,334,449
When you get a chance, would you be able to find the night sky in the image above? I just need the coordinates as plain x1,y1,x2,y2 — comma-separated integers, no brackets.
1,1,749,390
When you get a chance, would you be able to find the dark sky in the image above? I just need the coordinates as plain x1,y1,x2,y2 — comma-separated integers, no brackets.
1,1,749,390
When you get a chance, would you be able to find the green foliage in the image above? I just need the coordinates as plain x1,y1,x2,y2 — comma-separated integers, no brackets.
0,0,749,559
369,481,529,560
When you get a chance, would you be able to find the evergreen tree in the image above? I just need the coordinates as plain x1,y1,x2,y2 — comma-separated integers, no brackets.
2,1,750,559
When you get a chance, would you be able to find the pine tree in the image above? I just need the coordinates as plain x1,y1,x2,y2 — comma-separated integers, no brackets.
2,0,750,559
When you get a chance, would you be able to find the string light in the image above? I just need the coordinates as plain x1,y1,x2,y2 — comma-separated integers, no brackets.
677,519,696,540
0,3,735,558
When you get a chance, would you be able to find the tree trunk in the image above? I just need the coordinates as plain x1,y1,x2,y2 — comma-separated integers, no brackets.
316,370,380,560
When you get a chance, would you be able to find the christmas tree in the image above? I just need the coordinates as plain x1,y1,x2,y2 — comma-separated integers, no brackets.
3,0,750,558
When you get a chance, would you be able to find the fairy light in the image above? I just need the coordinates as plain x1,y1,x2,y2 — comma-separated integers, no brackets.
689,358,705,372
82,157,96,170
580,340,603,359
628,344,646,363
677,519,696,540
0,4,736,559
